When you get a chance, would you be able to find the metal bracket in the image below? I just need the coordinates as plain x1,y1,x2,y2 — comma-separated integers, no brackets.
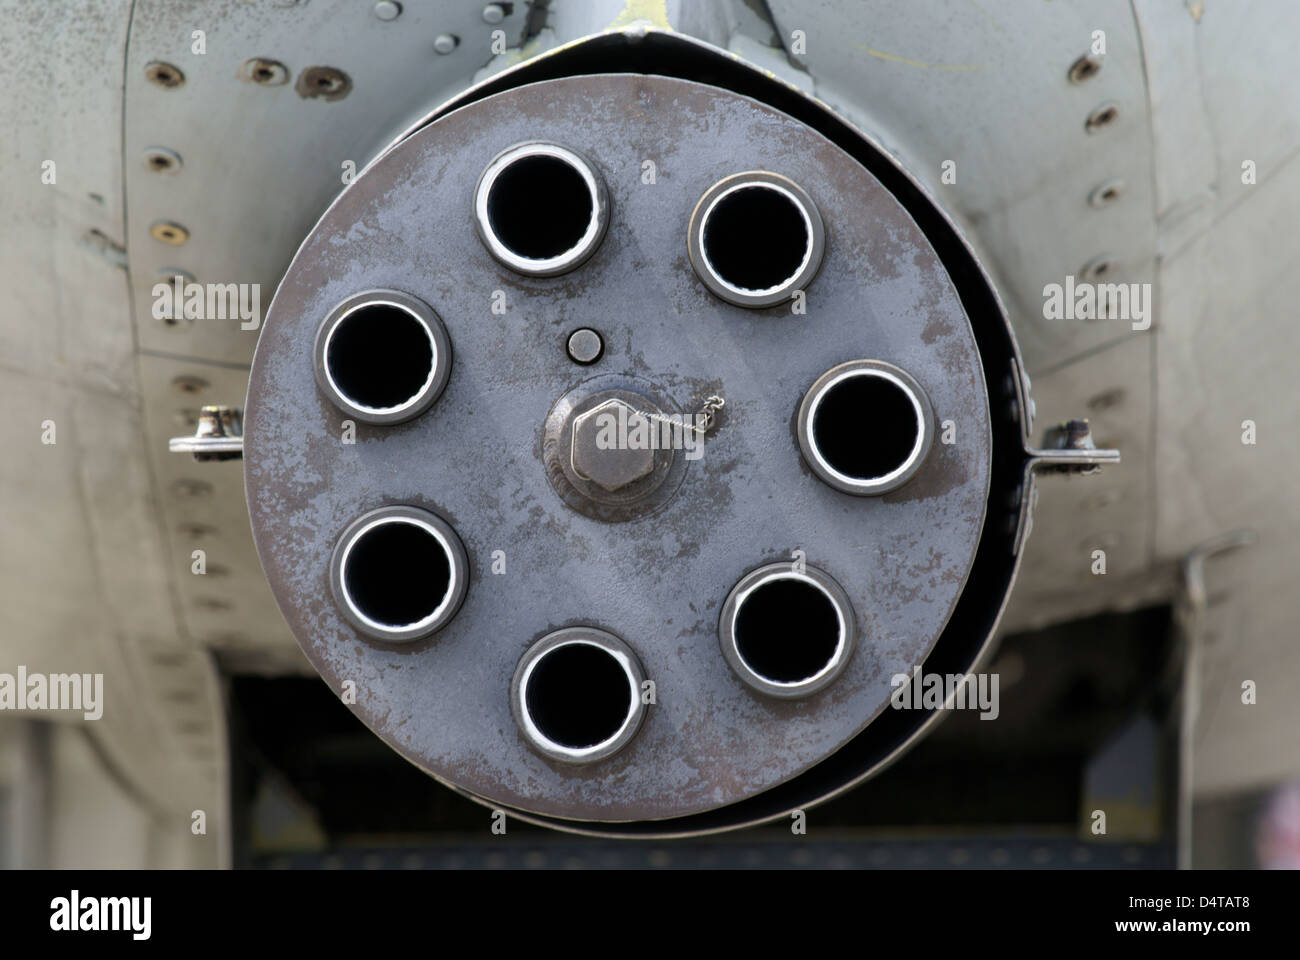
1009,357,1121,555
168,405,243,461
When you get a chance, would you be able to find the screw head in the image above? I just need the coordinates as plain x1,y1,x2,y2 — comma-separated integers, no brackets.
566,327,603,364
571,399,655,492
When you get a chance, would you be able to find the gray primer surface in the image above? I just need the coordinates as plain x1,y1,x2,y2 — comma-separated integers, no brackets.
245,74,991,822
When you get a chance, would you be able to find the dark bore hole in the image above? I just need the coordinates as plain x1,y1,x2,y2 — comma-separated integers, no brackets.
487,155,593,261
326,304,433,410
526,643,631,749
735,578,841,684
812,374,919,481
702,185,809,292
344,521,451,628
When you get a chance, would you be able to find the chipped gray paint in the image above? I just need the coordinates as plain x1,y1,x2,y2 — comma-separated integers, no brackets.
245,73,992,822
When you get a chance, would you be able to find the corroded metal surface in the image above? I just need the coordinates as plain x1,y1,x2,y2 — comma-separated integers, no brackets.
245,73,992,822
542,375,688,523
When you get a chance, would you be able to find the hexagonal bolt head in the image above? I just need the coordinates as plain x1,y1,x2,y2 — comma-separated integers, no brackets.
571,399,655,492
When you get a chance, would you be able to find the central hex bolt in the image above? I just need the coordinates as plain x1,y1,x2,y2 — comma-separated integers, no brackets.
571,398,655,492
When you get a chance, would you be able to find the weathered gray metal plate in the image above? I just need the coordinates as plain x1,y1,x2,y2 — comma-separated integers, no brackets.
765,0,1158,376
245,73,991,822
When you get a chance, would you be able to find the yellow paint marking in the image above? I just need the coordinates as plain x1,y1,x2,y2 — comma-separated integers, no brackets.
609,0,672,31
854,45,987,72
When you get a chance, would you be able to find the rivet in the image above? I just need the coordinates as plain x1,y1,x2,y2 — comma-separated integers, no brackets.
374,0,402,20
566,327,604,364
1080,254,1117,282
150,220,190,245
295,66,351,101
1085,101,1120,133
143,147,182,173
171,478,214,499
1088,179,1125,208
434,33,459,55
145,61,185,88
1068,54,1102,84
240,58,289,86
157,269,197,328
157,267,196,284
482,4,505,23
176,522,217,539
1086,387,1126,412
171,374,209,395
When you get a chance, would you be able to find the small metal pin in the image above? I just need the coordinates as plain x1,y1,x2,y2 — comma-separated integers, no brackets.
566,328,603,364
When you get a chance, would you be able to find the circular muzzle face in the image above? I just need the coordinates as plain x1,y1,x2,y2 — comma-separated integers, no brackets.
328,505,469,644
244,72,994,828
797,360,937,496
511,628,648,764
473,141,610,277
313,289,452,426
687,171,825,308
720,563,857,699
